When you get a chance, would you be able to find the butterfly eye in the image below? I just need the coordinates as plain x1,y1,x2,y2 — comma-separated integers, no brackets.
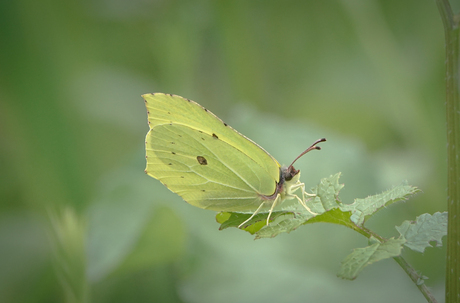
197,156,208,165
284,166,299,181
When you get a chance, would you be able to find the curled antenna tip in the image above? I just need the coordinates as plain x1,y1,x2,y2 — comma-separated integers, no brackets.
289,138,326,168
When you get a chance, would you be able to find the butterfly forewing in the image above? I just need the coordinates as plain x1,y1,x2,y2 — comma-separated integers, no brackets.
144,93,280,212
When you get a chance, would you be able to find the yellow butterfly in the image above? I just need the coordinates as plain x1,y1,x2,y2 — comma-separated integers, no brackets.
144,93,325,227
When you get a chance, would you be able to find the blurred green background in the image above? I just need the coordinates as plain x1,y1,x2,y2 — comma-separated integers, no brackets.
0,0,448,302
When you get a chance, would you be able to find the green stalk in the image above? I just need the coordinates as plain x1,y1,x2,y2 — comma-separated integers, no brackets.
392,256,439,303
355,225,439,303
436,1,460,302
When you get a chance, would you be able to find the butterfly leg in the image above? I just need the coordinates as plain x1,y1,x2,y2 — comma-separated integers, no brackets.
237,194,281,228
296,181,316,197
291,182,317,216
266,194,281,226
238,201,267,228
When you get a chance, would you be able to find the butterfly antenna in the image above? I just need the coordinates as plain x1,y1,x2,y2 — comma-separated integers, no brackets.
288,138,326,169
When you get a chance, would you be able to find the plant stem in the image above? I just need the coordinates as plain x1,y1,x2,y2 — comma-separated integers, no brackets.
393,256,439,303
354,224,439,302
436,1,460,302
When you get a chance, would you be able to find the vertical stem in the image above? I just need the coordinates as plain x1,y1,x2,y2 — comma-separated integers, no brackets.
436,1,460,302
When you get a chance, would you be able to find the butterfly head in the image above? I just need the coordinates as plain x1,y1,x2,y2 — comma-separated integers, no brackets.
283,165,300,182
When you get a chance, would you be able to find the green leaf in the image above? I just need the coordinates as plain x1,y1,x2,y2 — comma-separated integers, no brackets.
395,212,448,253
217,211,293,234
255,173,345,239
338,237,406,280
254,208,355,240
217,174,345,239
305,207,353,227
340,182,420,226
253,212,307,239
310,173,344,213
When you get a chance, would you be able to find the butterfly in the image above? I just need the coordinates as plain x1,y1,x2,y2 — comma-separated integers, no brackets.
144,93,325,228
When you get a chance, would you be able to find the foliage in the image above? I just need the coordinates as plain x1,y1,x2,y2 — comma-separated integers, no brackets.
218,174,447,286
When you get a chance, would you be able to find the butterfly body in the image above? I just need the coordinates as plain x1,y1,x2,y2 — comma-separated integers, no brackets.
144,93,324,227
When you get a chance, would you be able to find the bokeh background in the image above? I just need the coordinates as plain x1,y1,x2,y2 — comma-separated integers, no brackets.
0,1,448,302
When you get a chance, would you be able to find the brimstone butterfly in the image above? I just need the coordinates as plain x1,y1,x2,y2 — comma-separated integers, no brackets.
144,93,325,228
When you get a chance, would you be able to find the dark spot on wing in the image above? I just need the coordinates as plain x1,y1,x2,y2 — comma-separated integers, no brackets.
197,156,208,165
198,130,203,133
212,133,218,139
168,163,172,165
223,122,228,126
171,142,175,144
204,108,208,112
201,137,205,140
202,190,205,192
171,152,176,154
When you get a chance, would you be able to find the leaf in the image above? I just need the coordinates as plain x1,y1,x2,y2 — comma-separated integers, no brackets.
395,212,448,253
254,208,355,240
310,173,344,213
254,212,308,239
217,211,293,234
338,237,406,280
255,173,345,239
305,207,353,227
340,182,420,226
217,174,345,239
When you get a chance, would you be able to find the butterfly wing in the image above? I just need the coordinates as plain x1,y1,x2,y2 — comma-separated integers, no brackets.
144,93,280,212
